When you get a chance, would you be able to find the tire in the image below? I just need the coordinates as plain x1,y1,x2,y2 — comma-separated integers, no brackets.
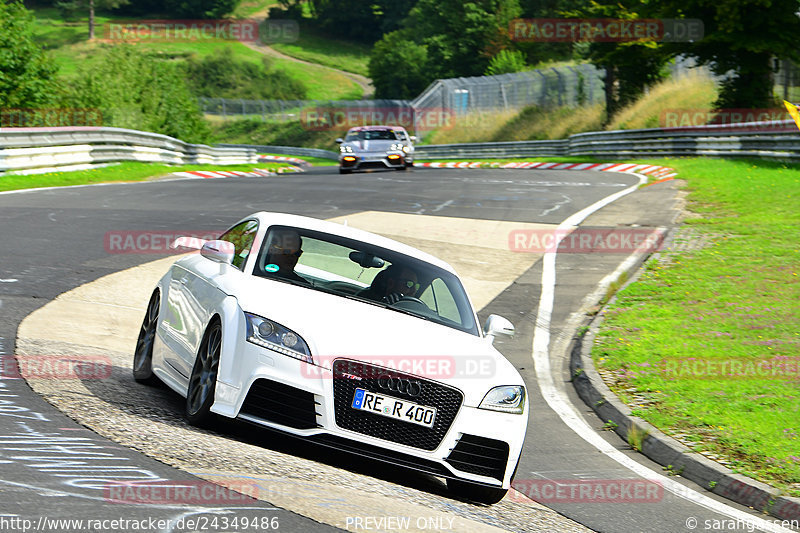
132,289,161,386
396,165,407,171
186,319,222,426
339,167,352,174
447,479,508,504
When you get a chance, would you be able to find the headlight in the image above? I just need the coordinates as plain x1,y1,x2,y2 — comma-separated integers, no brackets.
402,145,411,153
340,145,353,153
244,312,312,364
479,386,525,414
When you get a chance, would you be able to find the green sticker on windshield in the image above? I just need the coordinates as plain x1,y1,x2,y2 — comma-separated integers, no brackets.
265,264,279,273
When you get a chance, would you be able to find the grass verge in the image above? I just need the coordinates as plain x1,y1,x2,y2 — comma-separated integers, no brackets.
415,155,800,496
0,162,295,193
589,158,800,496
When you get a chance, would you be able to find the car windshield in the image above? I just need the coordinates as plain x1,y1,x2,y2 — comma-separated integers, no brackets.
253,225,479,336
345,129,399,141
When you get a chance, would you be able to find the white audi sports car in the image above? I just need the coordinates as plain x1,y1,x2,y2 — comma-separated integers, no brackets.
336,125,415,173
133,212,527,503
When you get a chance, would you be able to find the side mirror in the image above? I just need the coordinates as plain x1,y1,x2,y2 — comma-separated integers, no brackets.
484,314,514,343
410,136,417,143
200,240,235,264
335,138,344,144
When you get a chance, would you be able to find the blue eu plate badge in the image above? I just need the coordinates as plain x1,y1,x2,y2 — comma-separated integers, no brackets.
352,388,365,409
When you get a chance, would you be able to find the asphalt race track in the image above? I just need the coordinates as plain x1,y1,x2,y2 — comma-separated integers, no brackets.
0,166,787,533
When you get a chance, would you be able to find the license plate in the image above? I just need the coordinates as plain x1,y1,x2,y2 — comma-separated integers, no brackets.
351,388,436,428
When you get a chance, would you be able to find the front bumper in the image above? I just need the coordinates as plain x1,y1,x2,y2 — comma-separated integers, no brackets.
212,344,527,488
340,151,405,170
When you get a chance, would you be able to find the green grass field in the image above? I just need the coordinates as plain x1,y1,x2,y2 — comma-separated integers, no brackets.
0,162,296,192
30,8,363,100
270,24,371,77
590,158,800,496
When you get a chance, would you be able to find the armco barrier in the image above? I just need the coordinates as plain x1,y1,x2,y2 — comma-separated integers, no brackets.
412,120,800,160
0,127,258,174
221,120,799,162
217,143,338,160
2,120,798,174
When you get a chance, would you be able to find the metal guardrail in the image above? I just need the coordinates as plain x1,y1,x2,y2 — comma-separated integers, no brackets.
412,120,800,160
217,143,338,160
2,121,797,175
0,127,258,174
227,120,799,162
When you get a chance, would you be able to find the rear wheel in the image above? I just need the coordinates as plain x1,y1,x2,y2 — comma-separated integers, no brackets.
186,320,221,426
447,479,508,504
133,289,160,385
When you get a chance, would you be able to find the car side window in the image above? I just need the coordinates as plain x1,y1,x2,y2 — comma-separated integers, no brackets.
220,220,258,270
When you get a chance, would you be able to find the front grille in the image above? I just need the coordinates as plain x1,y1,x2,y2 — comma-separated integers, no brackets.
239,379,320,429
332,359,463,451
445,434,509,481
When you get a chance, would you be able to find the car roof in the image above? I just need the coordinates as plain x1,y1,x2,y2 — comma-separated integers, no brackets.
238,212,456,274
346,125,404,132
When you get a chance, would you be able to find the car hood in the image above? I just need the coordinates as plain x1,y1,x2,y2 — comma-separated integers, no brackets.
234,276,524,404
346,139,398,152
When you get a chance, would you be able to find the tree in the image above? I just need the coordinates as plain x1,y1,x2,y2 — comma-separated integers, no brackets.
369,0,523,95
307,0,416,43
660,0,800,108
565,2,670,120
0,1,58,109
368,31,431,99
407,0,522,79
55,0,130,40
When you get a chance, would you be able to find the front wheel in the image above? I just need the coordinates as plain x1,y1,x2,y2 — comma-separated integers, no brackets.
447,479,508,504
339,167,352,174
186,320,221,426
133,289,160,386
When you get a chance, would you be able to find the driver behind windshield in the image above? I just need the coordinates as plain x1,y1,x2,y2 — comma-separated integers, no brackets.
360,263,419,304
263,229,308,284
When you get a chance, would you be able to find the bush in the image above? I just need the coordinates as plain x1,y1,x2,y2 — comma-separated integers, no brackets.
62,45,210,142
485,49,527,76
184,47,307,100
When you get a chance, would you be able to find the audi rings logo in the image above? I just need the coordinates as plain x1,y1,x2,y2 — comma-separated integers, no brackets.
377,375,423,398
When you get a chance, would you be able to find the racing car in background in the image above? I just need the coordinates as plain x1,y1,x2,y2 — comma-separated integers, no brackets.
336,125,416,174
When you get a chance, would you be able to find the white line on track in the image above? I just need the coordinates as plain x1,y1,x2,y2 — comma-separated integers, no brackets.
530,172,794,533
